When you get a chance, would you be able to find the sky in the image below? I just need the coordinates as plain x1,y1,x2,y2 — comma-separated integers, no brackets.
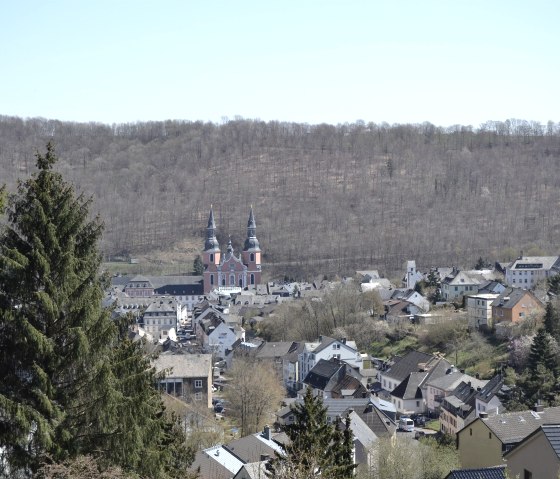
1,0,559,128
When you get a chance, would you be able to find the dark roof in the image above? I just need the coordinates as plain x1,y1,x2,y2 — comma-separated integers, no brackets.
476,374,504,402
383,350,434,382
225,434,278,463
391,372,425,400
303,359,343,390
255,341,297,359
490,287,541,309
445,465,506,479
543,424,560,457
354,404,397,437
330,375,367,398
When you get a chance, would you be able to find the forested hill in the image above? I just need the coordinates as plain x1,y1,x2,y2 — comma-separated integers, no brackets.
1,116,560,279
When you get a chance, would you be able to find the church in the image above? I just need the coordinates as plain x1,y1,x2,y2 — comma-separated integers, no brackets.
202,207,262,294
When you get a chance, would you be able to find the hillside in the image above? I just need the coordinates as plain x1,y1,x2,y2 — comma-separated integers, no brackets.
1,116,559,279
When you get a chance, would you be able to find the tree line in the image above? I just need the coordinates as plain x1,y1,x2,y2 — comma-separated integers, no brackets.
1,116,560,279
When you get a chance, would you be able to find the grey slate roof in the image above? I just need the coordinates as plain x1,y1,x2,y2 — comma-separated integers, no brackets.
543,424,560,458
445,465,506,479
391,372,426,400
476,374,504,403
474,406,560,444
383,350,435,382
255,341,297,359
303,359,342,390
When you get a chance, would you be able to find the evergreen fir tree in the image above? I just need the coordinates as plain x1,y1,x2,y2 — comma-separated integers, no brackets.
268,388,354,479
544,301,560,343
193,255,204,276
0,144,191,478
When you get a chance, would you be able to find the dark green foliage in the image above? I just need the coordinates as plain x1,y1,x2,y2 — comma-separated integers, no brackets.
544,301,560,342
0,144,192,478
548,275,560,295
527,329,558,376
474,257,491,269
193,255,204,275
268,388,354,479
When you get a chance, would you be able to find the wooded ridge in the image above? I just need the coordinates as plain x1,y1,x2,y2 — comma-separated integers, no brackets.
1,116,559,279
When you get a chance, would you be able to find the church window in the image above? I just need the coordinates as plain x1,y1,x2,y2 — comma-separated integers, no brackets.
250,253,255,262
250,274,255,285
239,278,243,287
210,253,214,262
230,274,235,286
210,275,214,285
222,278,226,286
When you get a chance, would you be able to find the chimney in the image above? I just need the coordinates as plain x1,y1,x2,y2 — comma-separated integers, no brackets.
319,335,323,342
341,338,347,344
480,412,488,419
260,454,270,462
533,403,544,413
263,424,271,440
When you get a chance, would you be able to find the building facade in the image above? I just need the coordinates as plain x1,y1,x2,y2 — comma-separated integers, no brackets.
202,207,262,294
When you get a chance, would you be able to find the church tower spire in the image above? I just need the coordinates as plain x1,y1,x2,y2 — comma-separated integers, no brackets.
202,206,221,294
242,206,262,288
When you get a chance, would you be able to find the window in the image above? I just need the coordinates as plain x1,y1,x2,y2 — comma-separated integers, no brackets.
194,392,202,401
470,428,472,436
524,469,532,479
250,253,255,262
489,432,492,439
209,253,214,262
194,380,202,389
455,286,458,291
333,354,340,359
333,343,340,349
210,274,214,285
250,273,255,285
230,274,235,286
416,401,420,407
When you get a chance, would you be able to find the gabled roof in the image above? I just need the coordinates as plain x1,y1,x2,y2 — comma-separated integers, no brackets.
507,256,560,271
504,424,560,460
391,371,426,400
462,406,560,445
491,287,543,309
442,270,482,286
330,375,367,398
445,465,506,479
304,359,343,390
255,341,298,359
427,371,479,392
476,374,504,403
225,430,283,463
383,350,442,382
191,446,245,479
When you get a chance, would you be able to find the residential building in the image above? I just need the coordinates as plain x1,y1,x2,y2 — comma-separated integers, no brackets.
504,424,560,479
441,268,483,302
298,336,362,385
253,341,303,392
439,379,487,436
425,370,486,415
466,294,500,330
202,207,262,294
457,405,560,469
121,275,203,310
303,358,368,399
475,374,505,417
142,297,180,336
153,352,213,408
491,288,544,324
504,255,560,288
444,466,506,479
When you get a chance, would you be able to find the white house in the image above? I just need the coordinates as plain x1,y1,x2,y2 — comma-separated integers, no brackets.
504,255,560,289
466,293,500,330
441,269,483,302
298,336,362,386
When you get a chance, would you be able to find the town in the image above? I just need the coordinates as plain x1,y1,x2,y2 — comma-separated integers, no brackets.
105,206,560,479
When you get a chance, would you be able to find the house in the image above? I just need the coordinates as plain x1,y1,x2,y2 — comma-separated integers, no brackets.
441,268,483,302
439,379,488,436
466,293,500,330
491,288,544,325
504,255,560,289
388,353,453,415
444,465,506,479
303,358,368,399
457,405,560,468
191,445,245,479
390,289,431,314
233,462,268,479
425,369,484,414
196,306,245,359
225,425,284,463
142,297,180,336
475,374,505,417
298,336,362,386
379,350,448,393
504,424,560,479
253,341,302,391
153,352,213,408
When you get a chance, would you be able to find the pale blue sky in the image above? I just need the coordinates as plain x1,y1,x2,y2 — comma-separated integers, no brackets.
1,0,558,127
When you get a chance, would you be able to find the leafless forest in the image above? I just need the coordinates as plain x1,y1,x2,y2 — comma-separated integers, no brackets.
1,116,559,279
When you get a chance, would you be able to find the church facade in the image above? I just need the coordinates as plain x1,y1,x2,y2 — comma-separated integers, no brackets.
202,207,262,294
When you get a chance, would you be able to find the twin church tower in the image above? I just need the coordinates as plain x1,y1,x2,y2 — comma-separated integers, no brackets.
202,207,262,294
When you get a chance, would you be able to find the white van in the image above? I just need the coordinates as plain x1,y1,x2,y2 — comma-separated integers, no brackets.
398,416,415,432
